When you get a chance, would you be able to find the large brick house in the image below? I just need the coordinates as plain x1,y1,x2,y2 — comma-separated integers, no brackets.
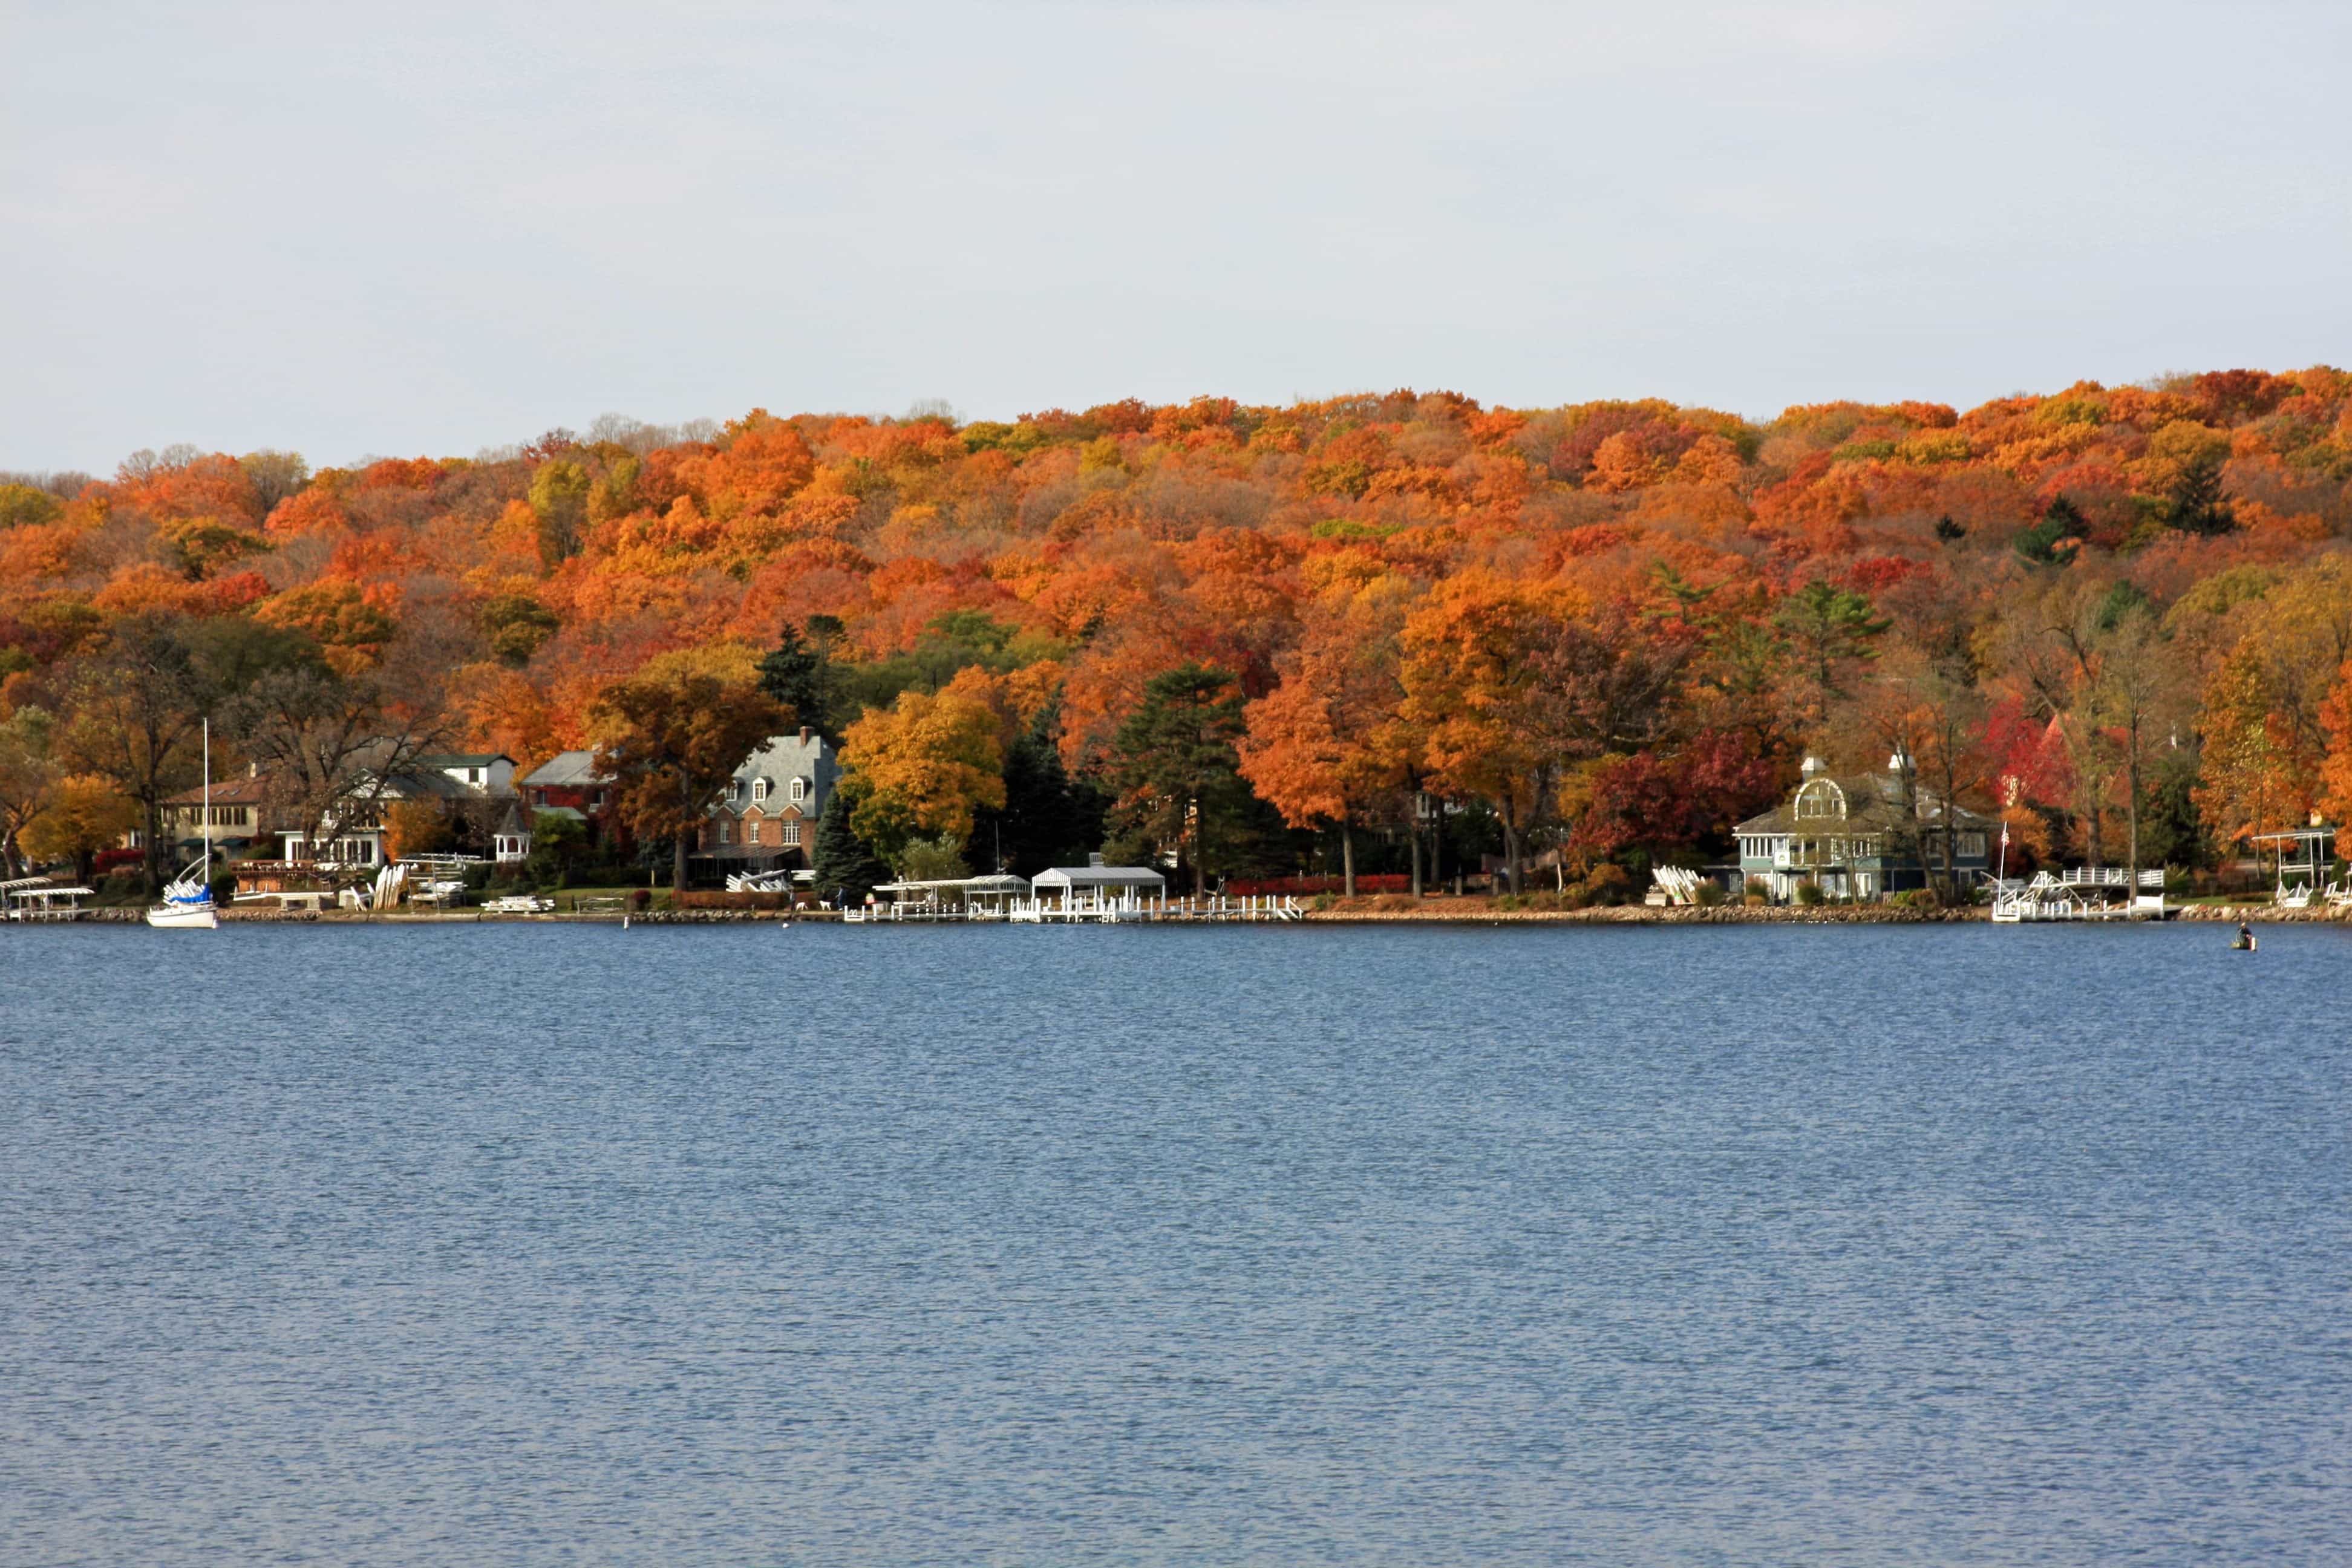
699,728,837,874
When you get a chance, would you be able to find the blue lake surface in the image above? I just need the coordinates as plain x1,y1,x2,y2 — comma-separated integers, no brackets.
2,920,2348,1564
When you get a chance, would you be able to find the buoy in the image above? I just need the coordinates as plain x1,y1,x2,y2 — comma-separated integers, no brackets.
622,914,630,930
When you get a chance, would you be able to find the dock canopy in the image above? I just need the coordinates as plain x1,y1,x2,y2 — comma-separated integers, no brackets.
1031,858,1166,898
871,873,1032,907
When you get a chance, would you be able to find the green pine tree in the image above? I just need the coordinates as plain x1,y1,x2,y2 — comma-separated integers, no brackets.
811,786,888,902
1108,662,1252,894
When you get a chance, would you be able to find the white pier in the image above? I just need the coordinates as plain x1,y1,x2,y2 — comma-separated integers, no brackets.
1989,867,2165,923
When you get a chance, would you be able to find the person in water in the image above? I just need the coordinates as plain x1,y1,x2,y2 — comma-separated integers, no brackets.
2238,921,2255,946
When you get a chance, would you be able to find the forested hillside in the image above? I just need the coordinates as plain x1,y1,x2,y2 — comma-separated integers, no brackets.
8,369,2352,895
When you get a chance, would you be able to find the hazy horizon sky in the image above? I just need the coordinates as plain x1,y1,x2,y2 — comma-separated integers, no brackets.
6,0,2349,476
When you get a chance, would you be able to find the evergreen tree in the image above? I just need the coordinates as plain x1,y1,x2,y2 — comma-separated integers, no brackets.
2012,496,2085,565
972,703,1109,875
2139,746,2216,872
2166,449,2236,537
1772,579,1891,699
811,786,887,902
756,619,846,738
1108,662,1252,893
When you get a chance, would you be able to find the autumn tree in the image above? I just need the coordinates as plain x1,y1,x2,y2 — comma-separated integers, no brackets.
0,704,60,878
1238,596,1407,896
55,619,206,891
1398,575,1575,893
529,459,590,570
592,646,790,892
838,670,1007,867
216,627,448,869
2095,605,2184,890
21,776,139,885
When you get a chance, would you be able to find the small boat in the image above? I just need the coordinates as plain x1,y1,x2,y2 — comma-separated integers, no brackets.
148,719,221,930
2231,930,2258,952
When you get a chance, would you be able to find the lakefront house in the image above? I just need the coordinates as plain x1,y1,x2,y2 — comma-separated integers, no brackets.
1735,756,1994,902
697,727,838,875
520,750,631,855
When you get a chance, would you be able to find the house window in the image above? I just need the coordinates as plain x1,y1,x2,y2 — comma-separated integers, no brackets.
782,821,801,847
789,777,806,803
717,821,732,846
745,820,762,848
754,778,769,804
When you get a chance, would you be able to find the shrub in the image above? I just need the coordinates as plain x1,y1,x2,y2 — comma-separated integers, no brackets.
1693,881,1726,907
1794,881,1824,906
1743,877,1770,901
629,888,652,911
1579,863,1633,905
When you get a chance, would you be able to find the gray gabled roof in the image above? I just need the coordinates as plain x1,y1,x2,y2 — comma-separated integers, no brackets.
521,750,607,788
716,731,839,818
1736,771,1995,837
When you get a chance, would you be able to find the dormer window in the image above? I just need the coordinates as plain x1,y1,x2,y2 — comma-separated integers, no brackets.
1794,779,1846,821
789,777,806,803
753,778,769,804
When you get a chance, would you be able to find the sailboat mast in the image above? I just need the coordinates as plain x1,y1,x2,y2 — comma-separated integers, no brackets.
202,717,211,872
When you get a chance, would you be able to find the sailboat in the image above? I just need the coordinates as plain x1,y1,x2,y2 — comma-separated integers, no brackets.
148,718,221,930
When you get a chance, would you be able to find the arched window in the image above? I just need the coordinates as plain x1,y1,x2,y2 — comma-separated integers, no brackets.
789,777,806,803
1794,779,1846,821
753,778,769,804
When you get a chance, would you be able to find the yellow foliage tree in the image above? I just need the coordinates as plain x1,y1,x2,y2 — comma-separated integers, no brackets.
840,679,1007,863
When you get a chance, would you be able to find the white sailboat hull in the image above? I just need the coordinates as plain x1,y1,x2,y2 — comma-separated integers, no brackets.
146,902,220,929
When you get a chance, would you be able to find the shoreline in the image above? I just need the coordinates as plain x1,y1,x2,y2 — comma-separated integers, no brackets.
24,901,2345,927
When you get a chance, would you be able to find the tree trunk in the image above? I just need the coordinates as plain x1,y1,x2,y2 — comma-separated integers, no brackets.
1499,795,1522,895
142,795,163,893
2126,714,2142,907
1408,800,1423,898
1341,817,1355,898
672,829,691,893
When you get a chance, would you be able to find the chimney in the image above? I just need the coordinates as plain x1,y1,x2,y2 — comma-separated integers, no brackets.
799,726,811,744
1089,852,1105,867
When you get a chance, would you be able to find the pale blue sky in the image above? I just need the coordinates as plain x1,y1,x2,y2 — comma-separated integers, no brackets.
5,1,2348,474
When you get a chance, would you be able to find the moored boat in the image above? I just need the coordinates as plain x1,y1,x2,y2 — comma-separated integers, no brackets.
148,719,221,930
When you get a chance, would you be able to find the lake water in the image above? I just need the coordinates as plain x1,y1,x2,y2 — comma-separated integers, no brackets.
2,921,2348,1564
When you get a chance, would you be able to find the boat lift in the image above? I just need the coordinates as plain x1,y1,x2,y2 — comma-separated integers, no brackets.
2247,823,2345,907
1988,866,2166,923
